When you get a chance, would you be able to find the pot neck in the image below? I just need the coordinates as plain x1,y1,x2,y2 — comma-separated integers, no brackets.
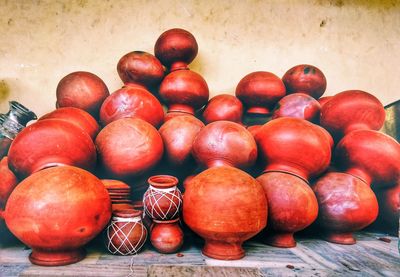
206,159,235,168
123,82,148,91
345,168,372,186
170,62,189,72
262,164,310,184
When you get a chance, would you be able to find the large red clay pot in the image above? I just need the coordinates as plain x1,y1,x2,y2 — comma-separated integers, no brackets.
202,94,243,124
282,64,327,99
0,157,17,208
318,96,332,108
8,119,97,179
320,90,385,141
373,182,400,234
1,166,111,266
192,121,257,169
272,93,321,123
183,166,267,260
257,171,318,247
159,115,204,167
95,118,163,179
255,117,332,181
313,172,378,244
99,84,164,127
56,71,109,118
150,218,184,254
335,130,400,187
235,71,286,115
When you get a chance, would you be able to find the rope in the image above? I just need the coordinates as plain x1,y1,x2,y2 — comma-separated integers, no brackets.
143,185,182,220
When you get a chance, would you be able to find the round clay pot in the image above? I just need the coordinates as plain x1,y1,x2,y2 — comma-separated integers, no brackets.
246,125,262,137
282,64,327,99
235,71,286,115
2,166,111,266
8,119,97,179
255,117,332,181
313,172,378,244
192,121,257,169
99,84,164,127
272,93,321,123
150,218,184,254
0,157,18,208
202,94,243,124
318,96,332,108
257,171,318,247
373,182,400,233
56,71,109,118
154,28,198,70
95,118,163,179
183,166,267,260
320,90,385,141
335,129,400,187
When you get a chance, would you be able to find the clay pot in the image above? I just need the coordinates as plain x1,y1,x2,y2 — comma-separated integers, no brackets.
56,71,109,118
8,119,97,179
247,125,262,137
154,28,198,71
95,118,163,179
0,157,17,208
313,172,378,244
192,121,257,169
105,209,147,255
183,166,267,260
282,64,327,99
150,218,184,253
272,93,321,123
373,182,400,233
257,171,318,247
335,129,400,187
159,115,204,166
202,94,243,124
2,166,111,266
255,117,332,181
99,84,164,127
318,96,332,108
39,107,100,140
320,90,385,141
235,71,286,115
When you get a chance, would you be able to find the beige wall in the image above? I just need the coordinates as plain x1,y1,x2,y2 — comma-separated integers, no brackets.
0,0,399,116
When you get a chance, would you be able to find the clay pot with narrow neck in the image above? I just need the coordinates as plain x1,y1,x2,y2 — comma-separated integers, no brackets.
0,157,18,208
202,94,243,124
150,218,184,254
272,93,321,123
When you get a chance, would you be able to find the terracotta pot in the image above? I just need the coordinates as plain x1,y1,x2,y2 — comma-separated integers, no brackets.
192,121,257,169
0,157,17,208
39,107,100,140
313,172,378,244
335,129,400,187
320,90,385,141
150,218,184,254
282,64,327,99
183,166,267,260
235,71,286,115
8,119,97,179
2,166,111,266
318,96,332,108
202,94,243,124
255,117,332,181
246,125,262,137
154,28,198,71
99,84,164,127
95,118,163,179
272,93,321,123
257,171,318,247
373,182,400,233
56,71,109,118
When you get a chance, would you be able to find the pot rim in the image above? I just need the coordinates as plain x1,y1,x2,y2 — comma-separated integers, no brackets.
148,175,178,188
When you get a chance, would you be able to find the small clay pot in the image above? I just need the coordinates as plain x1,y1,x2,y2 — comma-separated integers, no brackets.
272,93,321,123
150,218,184,254
202,94,243,124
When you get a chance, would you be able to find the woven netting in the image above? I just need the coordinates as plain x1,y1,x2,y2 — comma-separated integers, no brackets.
143,186,182,220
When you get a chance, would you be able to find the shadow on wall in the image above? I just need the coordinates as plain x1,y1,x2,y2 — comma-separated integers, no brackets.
314,0,399,9
0,81,10,104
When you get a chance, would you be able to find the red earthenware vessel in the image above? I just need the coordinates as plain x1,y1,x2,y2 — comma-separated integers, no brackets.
0,157,17,208
8,119,97,179
202,94,243,124
235,71,286,115
56,71,109,118
373,182,400,233
192,121,257,169
313,172,378,244
318,96,332,108
95,118,163,179
183,166,267,260
247,125,262,137
272,93,321,123
2,166,111,266
257,171,318,247
150,218,184,254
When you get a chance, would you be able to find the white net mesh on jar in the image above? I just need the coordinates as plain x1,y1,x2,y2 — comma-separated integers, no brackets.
143,186,182,220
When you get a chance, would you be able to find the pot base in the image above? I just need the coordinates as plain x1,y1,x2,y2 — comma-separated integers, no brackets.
29,248,86,266
323,232,356,245
263,232,296,248
202,240,245,260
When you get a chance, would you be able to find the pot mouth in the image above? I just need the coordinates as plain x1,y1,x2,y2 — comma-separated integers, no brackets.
148,175,178,188
153,218,180,224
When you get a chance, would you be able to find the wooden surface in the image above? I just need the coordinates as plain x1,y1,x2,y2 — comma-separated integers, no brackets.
0,232,399,277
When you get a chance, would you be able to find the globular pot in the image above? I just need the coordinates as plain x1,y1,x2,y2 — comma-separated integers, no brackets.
235,71,286,115
257,171,318,247
192,121,257,169
159,115,204,166
183,166,267,260
95,118,163,179
0,157,18,208
318,96,332,108
150,218,184,254
272,93,321,123
2,166,111,266
282,64,327,99
335,129,400,188
373,182,400,234
8,119,97,179
202,94,243,124
39,107,100,140
99,84,164,127
313,172,378,244
56,71,109,118
255,117,332,181
320,90,385,141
